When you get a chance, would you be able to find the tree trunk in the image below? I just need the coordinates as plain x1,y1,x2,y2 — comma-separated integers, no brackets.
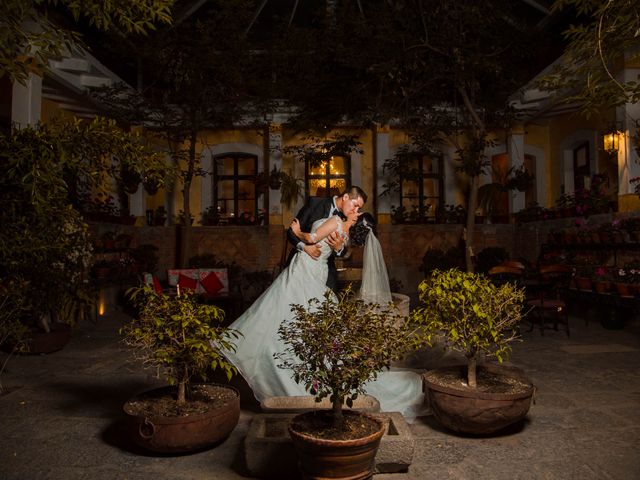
466,355,477,389
177,379,186,405
179,129,197,268
331,396,344,430
465,175,479,273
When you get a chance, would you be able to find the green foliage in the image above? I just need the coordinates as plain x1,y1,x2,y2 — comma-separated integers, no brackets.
412,269,524,386
130,244,159,274
539,0,640,116
0,279,31,368
284,134,364,168
0,0,174,84
278,171,304,210
123,284,241,404
0,118,173,343
276,287,422,429
420,245,465,277
436,204,467,224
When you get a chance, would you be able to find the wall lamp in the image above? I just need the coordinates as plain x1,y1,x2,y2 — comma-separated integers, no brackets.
603,122,622,156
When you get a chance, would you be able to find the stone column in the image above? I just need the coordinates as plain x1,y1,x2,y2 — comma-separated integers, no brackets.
508,126,526,213
376,127,391,214
618,67,640,194
11,73,42,127
269,124,283,215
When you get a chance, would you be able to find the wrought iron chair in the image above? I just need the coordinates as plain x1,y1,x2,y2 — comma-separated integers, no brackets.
525,264,573,336
487,265,524,288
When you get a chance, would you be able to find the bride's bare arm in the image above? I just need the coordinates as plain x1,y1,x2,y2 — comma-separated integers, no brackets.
290,216,340,244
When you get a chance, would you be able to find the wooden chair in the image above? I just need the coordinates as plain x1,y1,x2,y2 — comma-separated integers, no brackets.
525,264,573,336
487,265,524,287
501,260,526,272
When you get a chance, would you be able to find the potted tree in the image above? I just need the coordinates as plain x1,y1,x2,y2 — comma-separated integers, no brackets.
412,269,534,435
276,288,421,480
121,284,242,453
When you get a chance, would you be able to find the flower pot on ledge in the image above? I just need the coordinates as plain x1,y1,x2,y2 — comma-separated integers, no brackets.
574,277,592,291
593,280,612,294
615,283,636,297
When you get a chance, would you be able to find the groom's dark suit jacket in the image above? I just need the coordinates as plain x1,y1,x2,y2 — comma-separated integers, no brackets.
286,196,346,292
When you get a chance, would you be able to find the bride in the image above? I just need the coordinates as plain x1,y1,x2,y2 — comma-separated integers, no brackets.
223,211,426,421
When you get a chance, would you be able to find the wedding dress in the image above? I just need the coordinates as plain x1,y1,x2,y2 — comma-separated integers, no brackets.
223,217,426,421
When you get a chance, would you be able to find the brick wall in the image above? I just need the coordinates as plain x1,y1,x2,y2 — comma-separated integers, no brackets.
133,223,523,295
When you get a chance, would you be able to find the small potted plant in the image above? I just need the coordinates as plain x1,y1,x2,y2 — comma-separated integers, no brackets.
121,284,242,453
276,288,421,479
201,206,221,226
278,171,303,210
412,269,534,435
175,209,194,226
153,206,167,226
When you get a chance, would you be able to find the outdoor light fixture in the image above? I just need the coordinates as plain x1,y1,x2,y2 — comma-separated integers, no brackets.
603,122,622,156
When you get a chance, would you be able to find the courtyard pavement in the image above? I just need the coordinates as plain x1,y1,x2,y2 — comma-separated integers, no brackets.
1,303,639,480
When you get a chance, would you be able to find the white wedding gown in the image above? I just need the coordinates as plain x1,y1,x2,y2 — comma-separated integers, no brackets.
223,217,426,421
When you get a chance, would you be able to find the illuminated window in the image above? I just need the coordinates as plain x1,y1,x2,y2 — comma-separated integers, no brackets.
306,155,350,198
212,153,259,225
399,153,444,222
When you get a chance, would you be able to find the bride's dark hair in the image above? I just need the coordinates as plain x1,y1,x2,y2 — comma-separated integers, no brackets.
350,212,376,247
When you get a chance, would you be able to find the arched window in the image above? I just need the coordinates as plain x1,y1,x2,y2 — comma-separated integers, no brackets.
306,155,350,197
212,153,260,225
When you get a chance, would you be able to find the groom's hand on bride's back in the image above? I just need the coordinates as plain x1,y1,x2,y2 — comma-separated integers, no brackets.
304,243,322,260
326,231,344,253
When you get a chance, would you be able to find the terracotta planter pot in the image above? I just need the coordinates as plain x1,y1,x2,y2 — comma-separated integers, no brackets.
615,283,636,297
123,384,240,454
593,280,612,294
289,410,385,480
574,277,592,291
423,364,535,435
25,323,72,354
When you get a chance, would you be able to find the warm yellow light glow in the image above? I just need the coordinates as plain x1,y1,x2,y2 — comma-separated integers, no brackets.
603,131,619,154
98,301,105,316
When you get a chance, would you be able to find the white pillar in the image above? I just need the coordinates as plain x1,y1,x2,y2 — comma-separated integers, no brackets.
11,73,42,127
269,125,283,214
376,131,391,214
129,186,145,217
618,68,640,194
508,127,526,212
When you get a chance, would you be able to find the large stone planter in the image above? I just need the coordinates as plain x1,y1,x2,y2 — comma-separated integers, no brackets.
261,394,380,413
423,364,535,435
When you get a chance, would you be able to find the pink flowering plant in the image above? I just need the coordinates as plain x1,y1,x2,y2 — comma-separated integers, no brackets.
276,287,421,429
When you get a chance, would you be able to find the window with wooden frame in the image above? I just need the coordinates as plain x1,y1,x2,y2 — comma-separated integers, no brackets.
212,153,260,225
305,154,350,198
399,153,444,223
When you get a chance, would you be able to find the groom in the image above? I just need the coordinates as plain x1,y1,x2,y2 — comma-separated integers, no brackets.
286,186,367,292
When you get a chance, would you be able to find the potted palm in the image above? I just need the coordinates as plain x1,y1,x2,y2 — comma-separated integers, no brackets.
121,284,242,453
412,269,534,435
276,288,421,479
